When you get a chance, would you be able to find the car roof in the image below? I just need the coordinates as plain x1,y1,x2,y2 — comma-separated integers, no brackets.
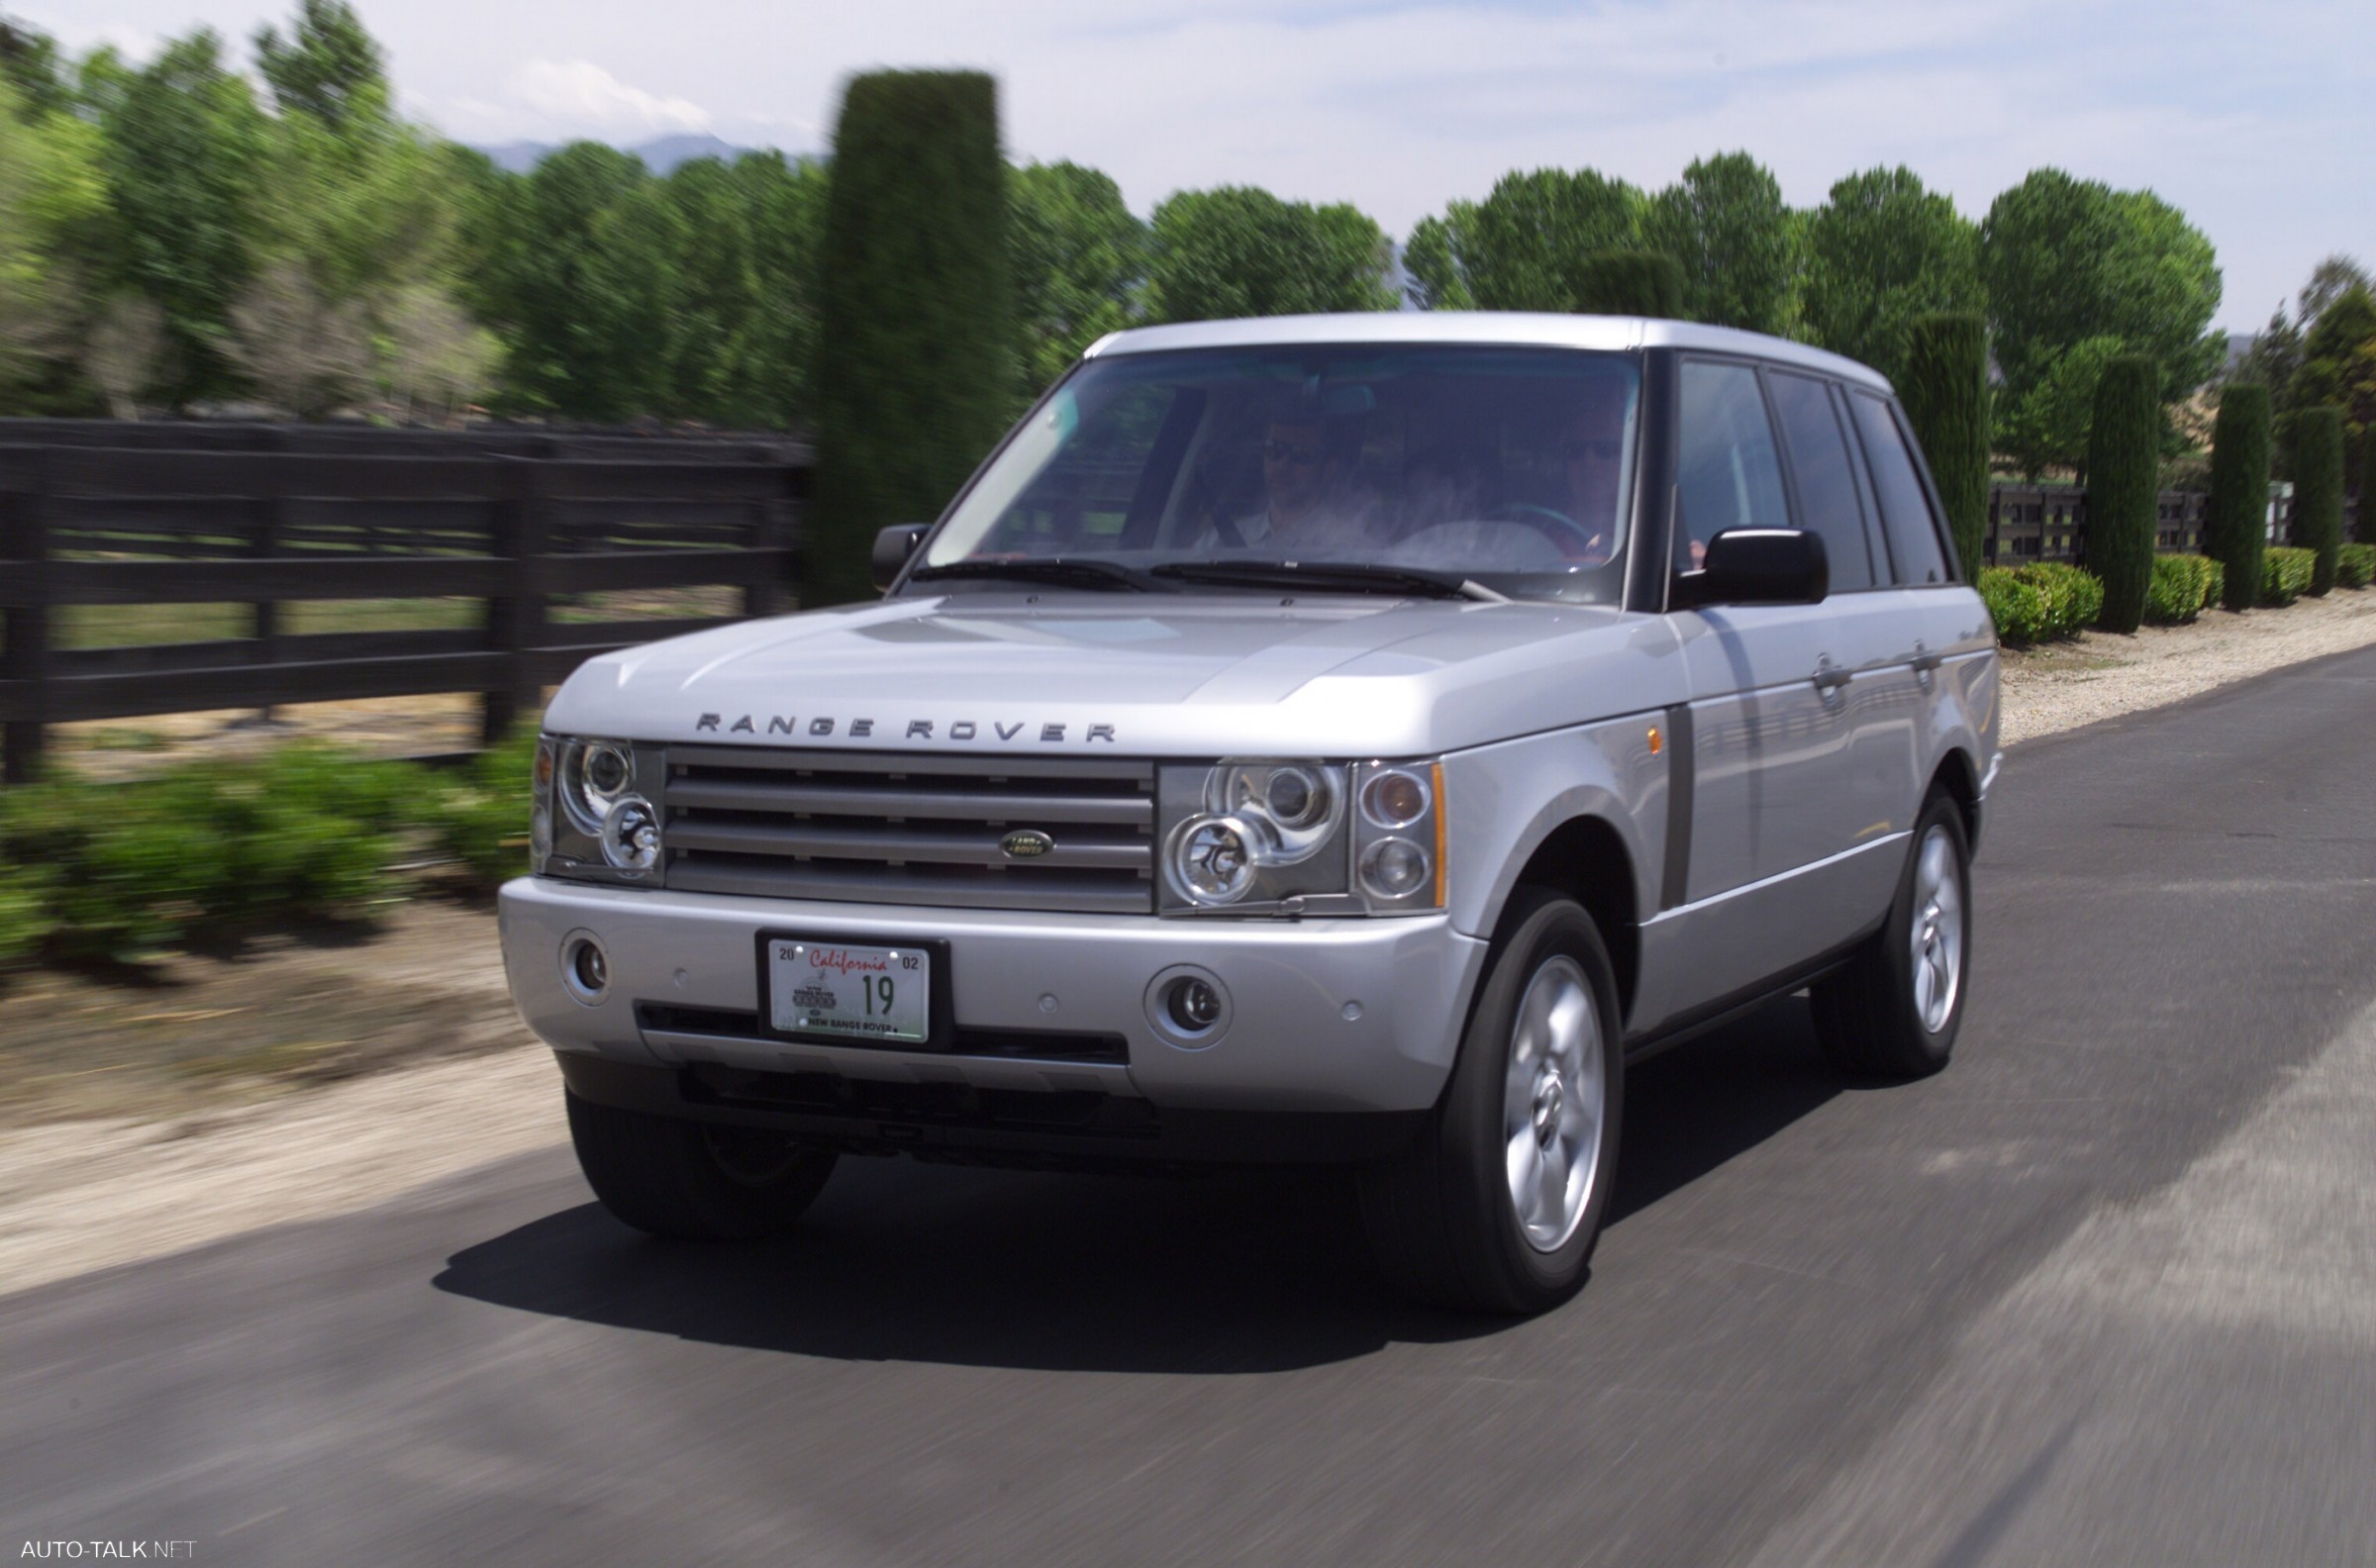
1083,311,1895,395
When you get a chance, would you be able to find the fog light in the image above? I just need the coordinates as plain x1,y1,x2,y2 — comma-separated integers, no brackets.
560,932,611,1005
1168,976,1223,1030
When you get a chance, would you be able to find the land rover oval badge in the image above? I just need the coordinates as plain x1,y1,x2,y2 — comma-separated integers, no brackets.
1000,830,1055,860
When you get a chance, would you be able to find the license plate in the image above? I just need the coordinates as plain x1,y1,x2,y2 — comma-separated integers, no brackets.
764,938,932,1044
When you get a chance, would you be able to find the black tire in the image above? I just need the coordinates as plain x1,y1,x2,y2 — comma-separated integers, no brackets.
1359,889,1625,1316
1810,792,1972,1079
565,1092,839,1241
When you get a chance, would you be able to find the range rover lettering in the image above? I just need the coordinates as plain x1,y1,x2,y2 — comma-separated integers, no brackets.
499,312,2001,1315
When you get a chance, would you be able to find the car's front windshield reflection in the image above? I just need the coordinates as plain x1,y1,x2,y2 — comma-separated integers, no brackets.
919,345,1643,602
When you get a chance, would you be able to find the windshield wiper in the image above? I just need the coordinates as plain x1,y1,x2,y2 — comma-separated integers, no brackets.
907,556,1168,593
1150,560,1507,602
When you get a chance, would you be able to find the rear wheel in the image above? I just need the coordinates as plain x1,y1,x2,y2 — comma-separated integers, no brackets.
1360,890,1624,1315
565,1092,838,1240
1810,792,1971,1079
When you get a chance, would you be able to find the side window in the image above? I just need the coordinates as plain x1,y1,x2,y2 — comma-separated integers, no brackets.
1848,392,1953,585
1767,370,1876,590
1675,360,1790,570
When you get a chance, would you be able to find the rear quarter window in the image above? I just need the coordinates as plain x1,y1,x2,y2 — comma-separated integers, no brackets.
1848,392,1954,585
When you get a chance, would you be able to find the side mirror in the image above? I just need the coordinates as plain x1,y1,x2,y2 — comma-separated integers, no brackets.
871,524,930,592
1673,528,1829,610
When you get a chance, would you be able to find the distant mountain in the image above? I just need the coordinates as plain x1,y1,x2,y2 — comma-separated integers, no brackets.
474,133,789,175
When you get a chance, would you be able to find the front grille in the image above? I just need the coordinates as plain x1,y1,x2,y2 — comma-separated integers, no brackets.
637,1003,1130,1064
662,746,1156,914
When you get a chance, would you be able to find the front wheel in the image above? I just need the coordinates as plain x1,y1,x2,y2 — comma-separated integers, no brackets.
1810,793,1972,1078
1359,890,1625,1315
565,1092,838,1240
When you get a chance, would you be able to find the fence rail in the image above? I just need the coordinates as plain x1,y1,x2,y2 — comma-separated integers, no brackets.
1983,484,2359,566
0,431,809,782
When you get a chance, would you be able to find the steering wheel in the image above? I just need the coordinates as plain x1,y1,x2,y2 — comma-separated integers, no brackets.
1483,503,1613,565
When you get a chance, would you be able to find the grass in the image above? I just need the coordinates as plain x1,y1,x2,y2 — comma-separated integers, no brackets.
57,587,743,647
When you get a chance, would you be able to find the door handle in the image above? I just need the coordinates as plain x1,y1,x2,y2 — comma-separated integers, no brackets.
1910,642,1944,674
1812,657,1853,693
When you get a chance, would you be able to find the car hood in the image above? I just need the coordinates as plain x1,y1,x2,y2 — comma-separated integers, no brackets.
545,591,1687,757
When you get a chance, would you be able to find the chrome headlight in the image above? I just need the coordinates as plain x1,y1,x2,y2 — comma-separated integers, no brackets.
1158,758,1443,915
536,735,664,882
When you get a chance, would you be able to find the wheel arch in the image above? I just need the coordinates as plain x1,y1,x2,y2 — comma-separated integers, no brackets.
1496,814,1641,1027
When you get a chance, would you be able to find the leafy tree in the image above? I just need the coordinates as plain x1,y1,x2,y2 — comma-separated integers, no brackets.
811,70,1013,606
1143,185,1392,323
1569,249,1681,317
2292,406,2344,595
0,72,108,407
1980,168,2223,411
0,15,68,119
1010,160,1145,398
380,283,496,422
1645,152,1797,334
2087,356,2160,631
253,0,385,132
734,149,829,426
578,179,692,422
97,31,269,407
1998,335,2125,479
221,258,371,417
473,141,649,416
1800,166,1981,383
2291,284,2376,474
2205,383,2271,611
1401,215,1469,310
2295,253,2371,332
658,156,764,425
84,292,169,417
2361,425,2376,546
1900,313,1990,577
1409,169,1645,313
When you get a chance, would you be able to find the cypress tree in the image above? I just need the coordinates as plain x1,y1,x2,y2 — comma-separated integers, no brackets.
1899,313,1990,580
810,70,1013,607
2294,406,2345,596
2206,383,2271,612
1567,249,1683,318
2084,356,2159,632
2361,427,2376,545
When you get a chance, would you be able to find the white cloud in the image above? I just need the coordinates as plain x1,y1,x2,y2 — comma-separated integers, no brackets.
505,58,714,137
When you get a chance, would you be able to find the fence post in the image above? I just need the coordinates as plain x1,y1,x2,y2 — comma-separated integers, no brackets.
744,460,804,620
250,435,285,724
2,448,50,784
482,456,549,745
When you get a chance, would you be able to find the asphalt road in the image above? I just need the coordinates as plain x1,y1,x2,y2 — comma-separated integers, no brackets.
8,647,2376,1567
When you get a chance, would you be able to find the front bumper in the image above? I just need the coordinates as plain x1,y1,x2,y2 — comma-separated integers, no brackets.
498,877,1490,1119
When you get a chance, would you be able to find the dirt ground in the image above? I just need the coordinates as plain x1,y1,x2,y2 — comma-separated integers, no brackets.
8,591,2376,1292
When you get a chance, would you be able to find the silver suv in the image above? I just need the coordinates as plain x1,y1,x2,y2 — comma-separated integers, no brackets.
499,313,2000,1314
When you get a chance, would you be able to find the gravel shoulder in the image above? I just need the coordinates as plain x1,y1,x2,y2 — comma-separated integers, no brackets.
9,590,2376,1295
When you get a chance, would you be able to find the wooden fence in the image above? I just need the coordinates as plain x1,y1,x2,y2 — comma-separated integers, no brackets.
0,429,807,782
1983,484,2359,566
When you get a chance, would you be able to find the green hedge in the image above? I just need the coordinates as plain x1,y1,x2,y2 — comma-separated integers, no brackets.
2262,544,2316,606
2338,542,2376,589
1979,561,2104,644
0,735,538,967
2294,407,2345,596
2143,553,2224,625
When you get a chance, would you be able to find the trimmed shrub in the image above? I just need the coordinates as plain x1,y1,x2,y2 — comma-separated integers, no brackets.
420,725,542,891
2292,406,2345,596
810,70,1013,608
2262,545,2316,606
2086,355,2160,632
1568,249,1683,318
2338,542,2376,589
1900,314,1990,580
2206,383,2271,612
1978,561,2103,645
2142,553,2223,625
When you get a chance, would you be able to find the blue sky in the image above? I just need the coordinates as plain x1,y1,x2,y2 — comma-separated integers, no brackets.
28,0,2375,332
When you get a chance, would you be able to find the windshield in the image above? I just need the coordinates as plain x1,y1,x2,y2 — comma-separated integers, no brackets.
919,344,1643,603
